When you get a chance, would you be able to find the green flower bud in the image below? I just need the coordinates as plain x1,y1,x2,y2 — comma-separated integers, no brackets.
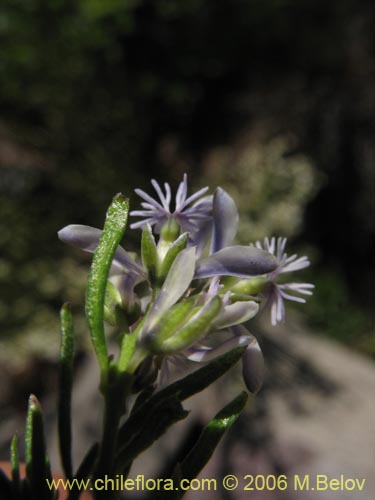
160,218,180,242
231,277,269,295
157,296,222,354
145,296,198,350
141,224,158,283
156,218,181,262
104,281,140,328
157,232,188,283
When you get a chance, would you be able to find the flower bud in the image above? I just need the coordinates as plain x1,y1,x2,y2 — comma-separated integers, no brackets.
156,296,222,354
231,277,269,295
141,224,158,283
157,232,188,283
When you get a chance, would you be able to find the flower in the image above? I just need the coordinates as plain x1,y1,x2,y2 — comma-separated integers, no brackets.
58,225,147,314
130,174,212,236
254,237,314,325
58,176,313,396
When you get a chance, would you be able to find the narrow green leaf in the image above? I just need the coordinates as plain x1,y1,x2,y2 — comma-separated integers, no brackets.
25,395,55,500
178,392,248,481
130,386,155,415
115,396,188,471
58,303,74,480
141,224,158,281
11,434,20,495
165,345,247,402
116,345,246,450
85,194,129,376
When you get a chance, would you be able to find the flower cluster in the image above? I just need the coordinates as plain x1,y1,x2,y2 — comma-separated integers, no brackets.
59,175,313,393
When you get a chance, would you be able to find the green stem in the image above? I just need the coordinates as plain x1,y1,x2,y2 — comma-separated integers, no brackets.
93,365,132,500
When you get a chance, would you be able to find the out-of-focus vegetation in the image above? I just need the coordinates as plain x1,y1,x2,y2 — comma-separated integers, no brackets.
306,269,374,358
0,0,373,370
201,134,322,243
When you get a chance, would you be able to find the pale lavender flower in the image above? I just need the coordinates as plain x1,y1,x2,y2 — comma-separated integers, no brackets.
254,237,314,325
58,225,147,311
175,324,264,394
130,174,212,235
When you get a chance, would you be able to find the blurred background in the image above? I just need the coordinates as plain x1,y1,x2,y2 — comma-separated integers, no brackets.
0,0,373,498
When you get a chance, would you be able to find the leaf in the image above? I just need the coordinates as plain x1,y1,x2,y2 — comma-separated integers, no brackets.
173,392,248,497
115,396,188,472
11,434,21,497
116,345,246,451
25,395,55,500
85,194,129,376
58,303,74,480
159,344,247,403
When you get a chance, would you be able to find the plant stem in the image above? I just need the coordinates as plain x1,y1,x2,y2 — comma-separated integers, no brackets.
93,365,132,500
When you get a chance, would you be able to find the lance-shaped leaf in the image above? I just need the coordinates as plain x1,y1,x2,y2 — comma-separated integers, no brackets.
25,395,54,500
158,232,188,281
116,345,247,448
195,245,278,278
174,392,248,490
10,434,20,497
157,296,222,354
211,187,239,253
115,396,188,471
141,223,158,281
85,194,129,375
58,303,74,480
58,224,144,276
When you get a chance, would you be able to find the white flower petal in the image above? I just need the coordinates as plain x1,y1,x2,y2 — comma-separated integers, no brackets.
186,334,251,362
214,301,259,329
211,187,239,252
58,224,144,275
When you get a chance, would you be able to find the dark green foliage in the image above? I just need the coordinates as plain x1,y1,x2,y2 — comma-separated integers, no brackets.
24,395,55,500
58,303,75,480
